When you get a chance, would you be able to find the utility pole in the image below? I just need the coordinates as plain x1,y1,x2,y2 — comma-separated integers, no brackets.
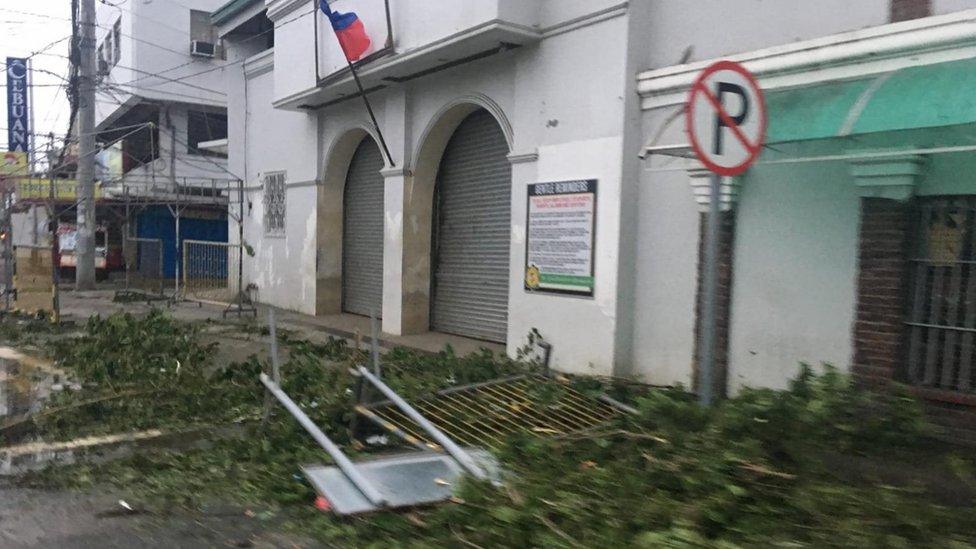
74,0,97,289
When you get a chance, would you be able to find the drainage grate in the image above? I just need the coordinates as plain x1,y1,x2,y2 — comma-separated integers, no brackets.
356,375,621,449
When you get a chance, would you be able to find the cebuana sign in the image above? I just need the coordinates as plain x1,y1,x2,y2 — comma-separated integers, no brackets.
6,57,30,154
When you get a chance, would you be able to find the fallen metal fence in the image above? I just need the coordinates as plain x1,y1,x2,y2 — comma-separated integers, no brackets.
115,237,167,303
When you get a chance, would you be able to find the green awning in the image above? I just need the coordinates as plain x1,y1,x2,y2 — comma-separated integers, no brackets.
766,57,976,143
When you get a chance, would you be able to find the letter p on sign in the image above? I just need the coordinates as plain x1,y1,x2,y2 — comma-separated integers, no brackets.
686,60,766,176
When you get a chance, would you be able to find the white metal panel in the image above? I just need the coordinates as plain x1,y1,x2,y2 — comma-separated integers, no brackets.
342,139,385,317
431,110,511,342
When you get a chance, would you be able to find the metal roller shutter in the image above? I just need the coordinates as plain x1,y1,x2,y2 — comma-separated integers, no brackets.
342,139,385,317
431,110,511,342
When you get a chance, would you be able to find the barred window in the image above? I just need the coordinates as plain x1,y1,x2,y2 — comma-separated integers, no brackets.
264,172,286,235
906,197,976,394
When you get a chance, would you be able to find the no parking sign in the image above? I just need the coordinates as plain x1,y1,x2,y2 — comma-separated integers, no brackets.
685,60,765,406
685,60,766,176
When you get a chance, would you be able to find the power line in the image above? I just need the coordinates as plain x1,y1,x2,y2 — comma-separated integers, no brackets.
112,7,314,90
109,62,226,96
97,0,193,39
0,7,70,23
99,82,225,103
0,35,73,63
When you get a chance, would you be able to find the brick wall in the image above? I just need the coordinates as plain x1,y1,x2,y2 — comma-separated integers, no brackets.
853,196,976,445
852,198,912,388
692,211,735,399
890,0,931,22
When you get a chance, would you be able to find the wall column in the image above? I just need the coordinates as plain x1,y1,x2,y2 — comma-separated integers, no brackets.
849,154,923,387
690,168,739,399
381,167,409,335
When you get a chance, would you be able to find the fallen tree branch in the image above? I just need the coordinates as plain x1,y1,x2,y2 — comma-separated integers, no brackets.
0,388,161,435
737,460,797,480
536,513,584,548
450,526,485,549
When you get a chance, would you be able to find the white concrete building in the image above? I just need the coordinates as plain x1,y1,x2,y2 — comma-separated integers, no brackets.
94,0,231,188
215,0,976,441
216,0,649,377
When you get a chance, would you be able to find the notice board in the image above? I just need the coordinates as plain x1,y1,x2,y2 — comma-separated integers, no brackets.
524,180,597,297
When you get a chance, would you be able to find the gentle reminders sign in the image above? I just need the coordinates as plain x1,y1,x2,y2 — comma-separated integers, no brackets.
524,180,597,297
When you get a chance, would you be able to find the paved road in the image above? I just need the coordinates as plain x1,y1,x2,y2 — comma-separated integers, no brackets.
0,485,318,548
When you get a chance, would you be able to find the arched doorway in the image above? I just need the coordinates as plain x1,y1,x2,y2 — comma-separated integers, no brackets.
430,109,511,342
341,138,385,317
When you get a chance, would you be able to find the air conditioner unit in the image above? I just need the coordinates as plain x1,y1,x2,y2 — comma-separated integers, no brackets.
190,40,215,58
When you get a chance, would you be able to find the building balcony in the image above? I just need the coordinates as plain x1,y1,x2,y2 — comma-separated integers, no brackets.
268,0,543,110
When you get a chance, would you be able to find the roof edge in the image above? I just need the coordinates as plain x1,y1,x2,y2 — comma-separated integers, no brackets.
212,0,262,26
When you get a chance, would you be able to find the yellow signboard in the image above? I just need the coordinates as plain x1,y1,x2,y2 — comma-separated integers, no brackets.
1,151,28,177
14,178,103,201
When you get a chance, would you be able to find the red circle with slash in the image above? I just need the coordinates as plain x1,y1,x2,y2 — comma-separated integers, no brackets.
685,60,766,177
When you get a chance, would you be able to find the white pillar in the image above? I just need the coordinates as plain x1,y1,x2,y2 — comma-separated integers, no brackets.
381,167,409,335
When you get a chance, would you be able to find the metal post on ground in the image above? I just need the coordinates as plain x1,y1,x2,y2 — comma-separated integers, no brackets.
123,186,130,292
370,310,380,377
168,202,183,298
236,179,245,315
2,189,13,312
698,172,722,407
269,308,281,384
48,158,60,325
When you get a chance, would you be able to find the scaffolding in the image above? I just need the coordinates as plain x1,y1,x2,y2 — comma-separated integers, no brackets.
108,176,256,317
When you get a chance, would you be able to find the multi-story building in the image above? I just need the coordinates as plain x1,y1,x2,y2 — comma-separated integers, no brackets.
93,0,234,277
95,0,231,188
215,0,976,439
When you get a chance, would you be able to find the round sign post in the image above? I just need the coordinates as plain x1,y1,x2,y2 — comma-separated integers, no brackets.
685,61,765,406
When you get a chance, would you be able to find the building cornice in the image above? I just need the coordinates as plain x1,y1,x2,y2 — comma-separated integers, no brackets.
638,9,976,109
244,48,275,78
212,0,261,27
541,2,628,39
507,150,539,165
265,0,309,22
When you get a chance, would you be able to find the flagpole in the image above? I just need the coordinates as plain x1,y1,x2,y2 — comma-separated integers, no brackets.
321,1,395,167
343,58,396,168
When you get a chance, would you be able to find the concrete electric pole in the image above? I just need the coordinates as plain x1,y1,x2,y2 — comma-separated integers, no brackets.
75,0,97,289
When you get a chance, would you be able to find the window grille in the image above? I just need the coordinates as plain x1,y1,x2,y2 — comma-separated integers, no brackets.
906,197,976,393
112,19,121,65
264,172,286,235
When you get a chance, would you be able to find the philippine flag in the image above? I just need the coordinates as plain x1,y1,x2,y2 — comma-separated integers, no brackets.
320,0,372,62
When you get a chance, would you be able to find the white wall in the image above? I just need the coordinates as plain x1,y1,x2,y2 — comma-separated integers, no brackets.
96,0,228,127
631,176,700,387
237,55,320,314
509,137,624,374
933,0,976,15
727,161,859,391
643,0,888,69
254,4,634,375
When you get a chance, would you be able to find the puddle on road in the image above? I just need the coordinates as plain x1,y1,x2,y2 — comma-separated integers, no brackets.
0,348,62,444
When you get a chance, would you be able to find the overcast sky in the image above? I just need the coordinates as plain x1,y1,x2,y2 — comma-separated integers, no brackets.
0,3,73,159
